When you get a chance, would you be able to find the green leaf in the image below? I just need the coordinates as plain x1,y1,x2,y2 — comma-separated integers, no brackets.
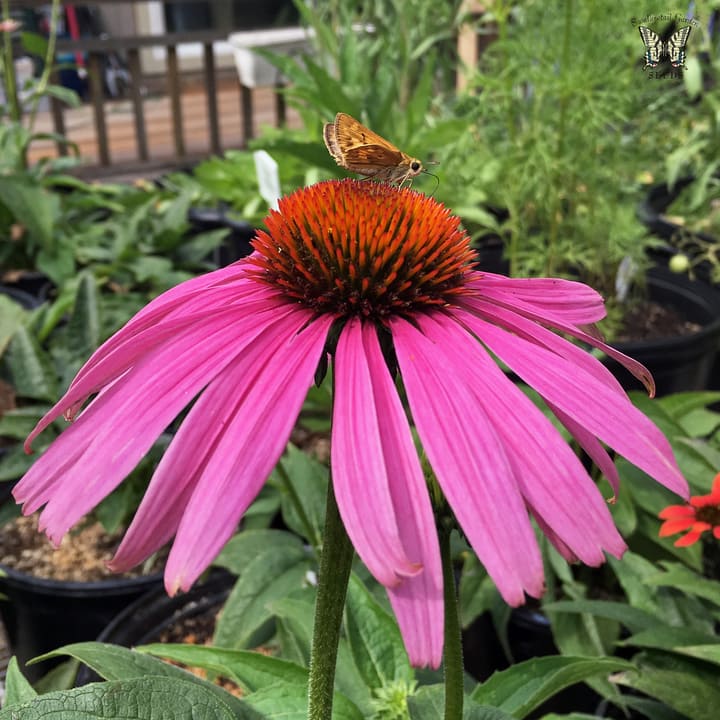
20,31,48,58
344,573,413,689
615,650,720,720
0,676,262,720
407,685,516,720
213,530,312,649
64,272,101,363
138,644,307,692
38,642,253,716
0,176,60,253
471,656,634,719
646,562,720,607
543,599,660,632
42,84,82,108
245,680,362,720
0,295,27,357
274,444,328,546
4,324,57,401
3,657,37,706
683,56,702,100
620,626,720,665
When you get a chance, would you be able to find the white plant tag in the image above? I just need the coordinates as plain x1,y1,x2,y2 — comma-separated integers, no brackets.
615,255,637,302
254,150,281,211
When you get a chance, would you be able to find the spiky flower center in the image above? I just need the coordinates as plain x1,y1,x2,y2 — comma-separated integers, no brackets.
248,180,476,320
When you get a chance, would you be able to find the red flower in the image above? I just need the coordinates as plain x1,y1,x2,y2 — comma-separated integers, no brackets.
659,473,720,547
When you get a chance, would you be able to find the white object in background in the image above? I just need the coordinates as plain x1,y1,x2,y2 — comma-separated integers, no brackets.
254,150,281,211
615,255,638,302
228,27,315,88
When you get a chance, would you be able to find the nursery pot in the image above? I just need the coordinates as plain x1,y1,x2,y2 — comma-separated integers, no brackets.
187,206,256,266
0,564,164,682
75,570,236,685
607,266,720,396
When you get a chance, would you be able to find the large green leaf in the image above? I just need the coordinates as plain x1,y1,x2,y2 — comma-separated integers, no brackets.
344,573,413,689
4,324,57,401
0,676,262,719
3,657,37,706
138,644,306,691
0,295,27,357
213,530,312,648
0,176,60,252
471,656,634,719
615,650,720,720
244,680,362,720
38,642,253,717
407,685,516,720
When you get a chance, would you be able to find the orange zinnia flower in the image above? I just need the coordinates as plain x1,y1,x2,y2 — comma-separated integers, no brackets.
659,473,720,546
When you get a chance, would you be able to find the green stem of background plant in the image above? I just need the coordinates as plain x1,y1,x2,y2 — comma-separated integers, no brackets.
547,0,574,274
25,0,61,141
441,526,463,720
1,0,20,122
307,475,354,720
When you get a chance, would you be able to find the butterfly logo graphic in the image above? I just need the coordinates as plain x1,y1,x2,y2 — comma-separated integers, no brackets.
638,25,691,69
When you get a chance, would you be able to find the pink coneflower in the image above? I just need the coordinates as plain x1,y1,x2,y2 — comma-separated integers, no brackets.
659,473,720,546
15,179,687,668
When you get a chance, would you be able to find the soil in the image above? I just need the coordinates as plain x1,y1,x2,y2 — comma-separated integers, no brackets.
0,514,166,582
615,298,702,342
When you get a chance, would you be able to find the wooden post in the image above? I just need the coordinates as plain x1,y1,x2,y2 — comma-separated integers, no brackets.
127,48,148,161
88,51,110,165
203,41,221,155
166,44,185,157
456,0,490,92
240,84,253,144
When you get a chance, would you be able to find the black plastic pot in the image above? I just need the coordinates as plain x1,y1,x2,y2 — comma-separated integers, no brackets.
0,563,164,682
187,206,256,267
607,266,720,396
75,569,236,685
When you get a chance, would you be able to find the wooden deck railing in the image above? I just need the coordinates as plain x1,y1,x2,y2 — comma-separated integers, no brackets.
7,0,291,174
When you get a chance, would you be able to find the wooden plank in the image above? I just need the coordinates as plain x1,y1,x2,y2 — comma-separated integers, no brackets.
241,84,253,144
166,45,185,158
49,70,68,156
55,30,232,54
203,42,221,155
87,51,110,166
126,48,148,161
274,83,286,127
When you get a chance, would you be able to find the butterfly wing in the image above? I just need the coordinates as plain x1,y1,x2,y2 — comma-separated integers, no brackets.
668,26,691,67
638,26,663,68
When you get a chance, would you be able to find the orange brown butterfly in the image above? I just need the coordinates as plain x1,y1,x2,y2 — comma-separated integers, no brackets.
323,112,425,187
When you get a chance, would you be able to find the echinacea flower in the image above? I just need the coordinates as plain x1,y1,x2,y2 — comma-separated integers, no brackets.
659,473,720,546
15,179,687,668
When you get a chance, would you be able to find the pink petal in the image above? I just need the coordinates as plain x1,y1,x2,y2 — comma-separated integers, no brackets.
457,311,688,500
417,313,626,566
391,316,545,605
110,307,316,572
163,312,333,594
333,320,443,667
468,273,607,324
332,319,423,586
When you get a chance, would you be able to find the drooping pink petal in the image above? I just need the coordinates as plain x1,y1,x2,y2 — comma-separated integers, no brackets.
391,316,545,606
24,279,284,448
16,300,303,543
457,311,688,500
163,312,334,594
460,290,654,395
468,272,607,324
110,307,317,573
416,312,626,567
335,320,443,667
332,319,423,587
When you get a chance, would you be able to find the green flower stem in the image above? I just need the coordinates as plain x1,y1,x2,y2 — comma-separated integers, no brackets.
307,477,354,720
1,0,20,123
441,527,463,720
25,0,61,142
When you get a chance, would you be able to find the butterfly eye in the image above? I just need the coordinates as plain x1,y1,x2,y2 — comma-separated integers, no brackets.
411,161,421,171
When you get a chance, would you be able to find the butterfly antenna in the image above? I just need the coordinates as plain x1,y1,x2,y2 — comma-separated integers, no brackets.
422,170,440,195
